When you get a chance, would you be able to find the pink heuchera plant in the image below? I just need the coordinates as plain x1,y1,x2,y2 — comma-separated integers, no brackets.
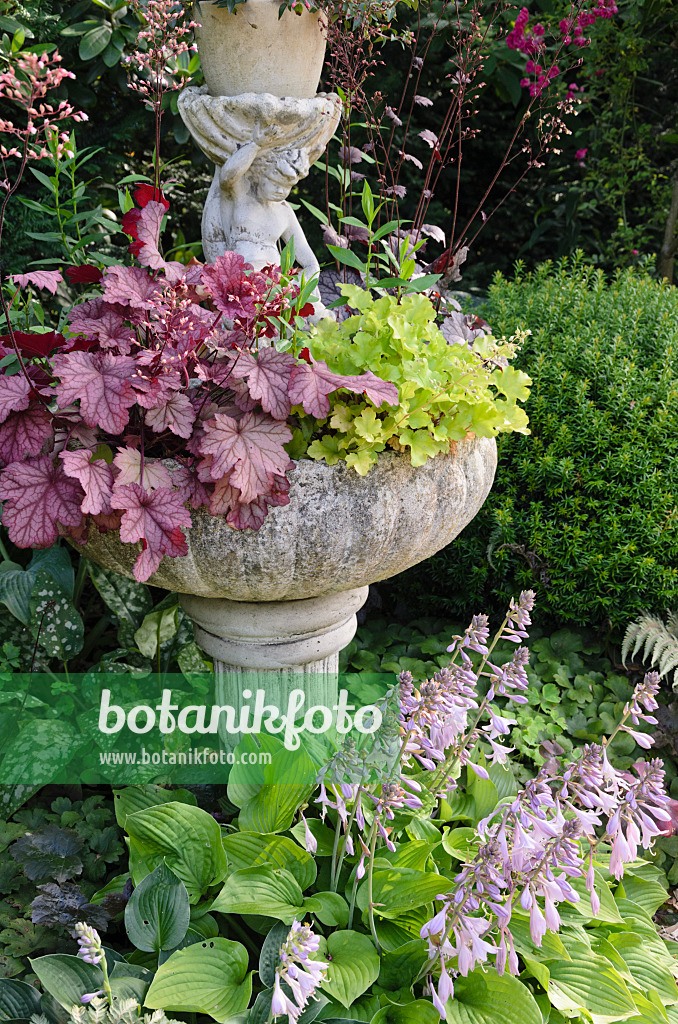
0,200,398,582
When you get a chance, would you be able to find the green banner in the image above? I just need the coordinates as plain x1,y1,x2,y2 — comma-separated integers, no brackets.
0,671,399,786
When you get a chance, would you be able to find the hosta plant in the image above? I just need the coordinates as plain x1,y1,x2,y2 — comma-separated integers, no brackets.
4,593,678,1024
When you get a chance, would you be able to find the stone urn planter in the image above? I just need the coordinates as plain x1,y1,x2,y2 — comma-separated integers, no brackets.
194,0,328,99
79,439,497,721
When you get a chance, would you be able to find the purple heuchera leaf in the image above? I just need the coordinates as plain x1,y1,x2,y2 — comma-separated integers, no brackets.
0,455,83,547
232,348,297,420
0,374,31,422
67,299,135,354
11,270,63,295
202,253,260,319
52,351,137,433
110,483,192,582
199,410,292,504
60,449,114,515
288,359,399,418
0,403,53,463
145,391,196,439
209,472,290,530
102,266,161,310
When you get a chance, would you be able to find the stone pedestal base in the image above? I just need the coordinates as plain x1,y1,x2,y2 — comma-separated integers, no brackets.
179,588,368,747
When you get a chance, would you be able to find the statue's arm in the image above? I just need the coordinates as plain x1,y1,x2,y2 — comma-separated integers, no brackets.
219,141,260,190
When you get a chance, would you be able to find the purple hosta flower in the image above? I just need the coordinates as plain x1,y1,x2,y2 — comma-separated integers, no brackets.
618,671,660,748
299,811,317,854
446,614,490,657
74,921,103,965
271,921,328,1022
368,779,423,851
80,991,104,1005
399,665,479,774
487,647,530,704
505,590,535,642
607,758,671,878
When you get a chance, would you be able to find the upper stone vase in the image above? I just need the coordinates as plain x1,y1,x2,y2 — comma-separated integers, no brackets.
194,0,328,99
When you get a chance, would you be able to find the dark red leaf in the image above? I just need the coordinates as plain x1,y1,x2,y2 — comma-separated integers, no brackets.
0,331,67,358
65,265,103,285
134,184,170,211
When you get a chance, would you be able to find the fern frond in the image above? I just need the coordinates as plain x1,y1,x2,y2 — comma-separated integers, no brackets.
622,609,678,690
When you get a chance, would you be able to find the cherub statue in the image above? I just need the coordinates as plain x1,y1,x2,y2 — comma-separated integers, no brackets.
178,88,341,282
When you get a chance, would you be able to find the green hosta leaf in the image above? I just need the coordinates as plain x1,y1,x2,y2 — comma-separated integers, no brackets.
545,951,637,1024
30,570,83,660
624,991,671,1024
134,605,178,660
113,784,196,828
222,832,317,891
88,562,153,625
30,954,102,1011
228,737,316,834
371,1000,439,1024
443,969,542,1024
377,940,428,991
357,867,449,919
29,547,74,595
124,802,228,902
604,932,678,1004
616,874,668,916
317,931,380,1008
109,961,151,1004
509,914,571,962
124,861,190,953
0,979,42,1019
144,938,252,1023
210,866,321,924
442,827,479,861
290,818,336,857
312,891,349,927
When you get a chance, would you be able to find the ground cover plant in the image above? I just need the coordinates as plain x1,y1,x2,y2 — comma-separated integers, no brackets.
400,256,678,630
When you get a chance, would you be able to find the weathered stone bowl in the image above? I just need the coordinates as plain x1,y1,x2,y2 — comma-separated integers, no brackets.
79,438,497,603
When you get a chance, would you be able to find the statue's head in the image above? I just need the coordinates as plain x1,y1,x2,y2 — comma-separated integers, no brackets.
255,149,311,201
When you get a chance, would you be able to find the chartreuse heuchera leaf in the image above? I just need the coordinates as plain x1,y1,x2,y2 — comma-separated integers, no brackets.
144,938,252,1023
303,287,531,474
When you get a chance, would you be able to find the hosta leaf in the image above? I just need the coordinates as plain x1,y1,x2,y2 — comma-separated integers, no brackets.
210,866,321,924
357,867,449,919
259,922,290,988
545,951,638,1024
0,979,42,1020
124,802,228,902
445,970,542,1024
124,861,190,953
228,737,316,834
144,938,252,1023
30,954,102,1011
617,874,668,916
605,932,678,1004
221,832,317,891
371,1000,439,1024
112,785,196,828
316,931,380,1008
311,891,349,927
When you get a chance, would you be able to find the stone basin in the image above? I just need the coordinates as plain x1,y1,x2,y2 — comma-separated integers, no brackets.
79,439,497,602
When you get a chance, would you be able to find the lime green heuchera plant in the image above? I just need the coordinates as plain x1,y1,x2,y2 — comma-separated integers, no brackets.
8,596,678,1024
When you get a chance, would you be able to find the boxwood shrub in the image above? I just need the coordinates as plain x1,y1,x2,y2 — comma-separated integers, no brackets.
397,256,678,630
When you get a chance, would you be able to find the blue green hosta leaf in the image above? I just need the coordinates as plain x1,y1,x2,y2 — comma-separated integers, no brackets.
28,547,74,596
377,940,428,992
210,866,321,924
124,861,190,953
30,570,83,660
144,938,252,1023
222,831,317,891
545,951,638,1024
0,561,34,625
29,954,102,1011
0,978,42,1019
445,971,542,1024
124,802,228,902
316,931,380,1009
290,818,336,857
259,922,290,988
